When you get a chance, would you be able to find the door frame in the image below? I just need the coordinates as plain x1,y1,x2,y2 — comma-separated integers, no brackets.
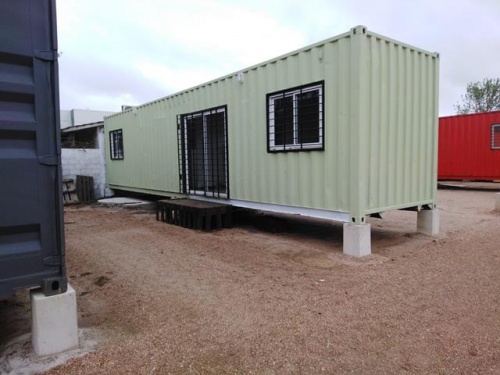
178,105,229,199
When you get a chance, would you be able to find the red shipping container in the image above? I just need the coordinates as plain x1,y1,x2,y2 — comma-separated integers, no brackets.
438,111,500,180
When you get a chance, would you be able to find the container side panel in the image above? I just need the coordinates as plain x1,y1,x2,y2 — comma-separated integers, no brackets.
0,0,66,299
438,112,500,180
105,104,181,194
362,35,439,212
106,37,353,212
229,39,353,211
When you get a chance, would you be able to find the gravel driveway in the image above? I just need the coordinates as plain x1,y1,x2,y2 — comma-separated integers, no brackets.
1,189,500,374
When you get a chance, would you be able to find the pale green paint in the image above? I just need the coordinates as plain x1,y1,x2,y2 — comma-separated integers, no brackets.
105,26,439,222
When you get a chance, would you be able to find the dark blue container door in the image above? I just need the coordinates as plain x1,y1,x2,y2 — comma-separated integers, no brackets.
0,0,66,299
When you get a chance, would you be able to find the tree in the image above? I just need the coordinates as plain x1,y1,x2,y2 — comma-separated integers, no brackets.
454,78,500,114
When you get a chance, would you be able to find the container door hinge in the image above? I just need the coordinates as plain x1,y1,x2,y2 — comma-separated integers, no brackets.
38,155,58,166
34,50,58,61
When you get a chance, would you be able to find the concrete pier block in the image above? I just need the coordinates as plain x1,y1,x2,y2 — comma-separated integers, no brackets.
417,209,439,236
495,193,500,211
343,223,371,257
30,284,78,356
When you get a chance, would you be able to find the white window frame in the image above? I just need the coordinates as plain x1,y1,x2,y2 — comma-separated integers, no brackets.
491,124,500,150
268,82,324,152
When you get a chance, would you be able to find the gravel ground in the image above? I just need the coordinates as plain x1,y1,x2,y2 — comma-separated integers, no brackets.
1,189,500,374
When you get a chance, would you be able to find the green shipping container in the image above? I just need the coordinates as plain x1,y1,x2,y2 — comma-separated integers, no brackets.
105,26,440,256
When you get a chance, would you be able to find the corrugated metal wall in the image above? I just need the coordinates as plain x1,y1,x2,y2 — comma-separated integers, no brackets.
106,101,181,194
360,32,439,216
438,111,500,180
106,32,356,212
105,26,439,220
227,33,353,212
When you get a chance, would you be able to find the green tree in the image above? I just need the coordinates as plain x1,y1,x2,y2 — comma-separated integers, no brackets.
454,78,500,114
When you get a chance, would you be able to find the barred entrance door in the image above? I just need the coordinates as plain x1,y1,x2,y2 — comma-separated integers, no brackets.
179,106,228,198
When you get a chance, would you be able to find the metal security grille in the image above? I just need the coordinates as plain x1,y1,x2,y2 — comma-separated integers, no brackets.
492,124,500,149
267,81,324,152
178,106,229,198
110,129,124,160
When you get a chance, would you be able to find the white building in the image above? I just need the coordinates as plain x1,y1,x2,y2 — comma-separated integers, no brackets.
60,109,116,199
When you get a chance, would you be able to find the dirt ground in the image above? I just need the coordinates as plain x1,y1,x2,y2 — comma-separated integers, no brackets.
1,189,500,374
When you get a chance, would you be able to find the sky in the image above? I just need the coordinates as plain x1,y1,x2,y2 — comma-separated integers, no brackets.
56,0,500,116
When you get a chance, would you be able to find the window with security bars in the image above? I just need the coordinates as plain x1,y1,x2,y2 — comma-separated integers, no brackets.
267,81,324,152
178,106,229,198
492,124,500,149
109,129,124,160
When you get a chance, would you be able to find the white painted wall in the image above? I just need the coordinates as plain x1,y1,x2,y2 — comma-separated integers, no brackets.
61,128,109,198
60,110,73,129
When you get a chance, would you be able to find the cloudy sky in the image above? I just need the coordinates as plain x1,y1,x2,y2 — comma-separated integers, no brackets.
56,0,499,116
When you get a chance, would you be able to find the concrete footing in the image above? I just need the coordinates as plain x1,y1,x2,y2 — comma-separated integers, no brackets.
343,223,371,257
417,209,440,236
495,193,500,211
30,284,78,356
